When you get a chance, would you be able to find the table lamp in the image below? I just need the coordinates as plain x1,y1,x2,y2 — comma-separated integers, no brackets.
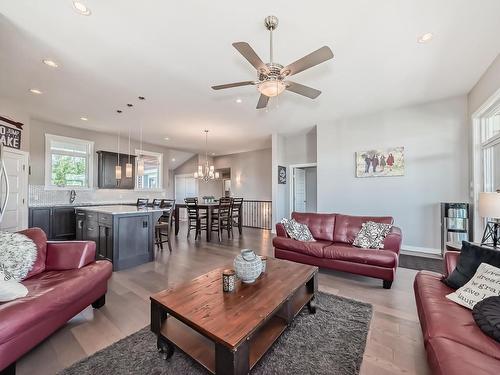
479,191,500,247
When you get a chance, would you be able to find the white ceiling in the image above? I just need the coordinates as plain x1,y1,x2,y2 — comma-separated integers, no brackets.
1,0,499,155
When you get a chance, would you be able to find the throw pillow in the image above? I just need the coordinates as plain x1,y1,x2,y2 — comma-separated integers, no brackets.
443,241,500,289
446,263,500,310
353,221,392,249
0,231,38,281
472,296,500,343
280,218,315,242
0,269,28,302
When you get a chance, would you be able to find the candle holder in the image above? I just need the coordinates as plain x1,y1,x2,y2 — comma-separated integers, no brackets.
222,269,236,292
260,256,268,273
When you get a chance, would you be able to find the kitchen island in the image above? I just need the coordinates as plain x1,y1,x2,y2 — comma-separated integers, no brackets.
75,205,165,271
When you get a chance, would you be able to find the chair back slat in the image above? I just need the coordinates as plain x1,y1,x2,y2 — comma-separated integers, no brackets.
185,197,199,220
137,198,149,207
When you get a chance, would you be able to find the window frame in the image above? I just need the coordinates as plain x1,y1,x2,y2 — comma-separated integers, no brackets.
44,134,94,190
134,149,163,191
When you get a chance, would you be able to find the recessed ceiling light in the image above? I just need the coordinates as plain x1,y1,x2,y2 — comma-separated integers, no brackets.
29,88,42,94
417,32,434,43
236,98,242,103
171,158,176,162
42,59,58,68
72,1,91,16
211,152,216,156
164,137,170,141
80,117,88,121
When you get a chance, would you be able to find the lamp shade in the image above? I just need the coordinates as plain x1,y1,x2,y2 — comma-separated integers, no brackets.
479,192,500,219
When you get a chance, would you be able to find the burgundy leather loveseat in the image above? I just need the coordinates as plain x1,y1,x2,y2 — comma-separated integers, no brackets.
414,251,500,374
0,228,112,375
273,212,402,288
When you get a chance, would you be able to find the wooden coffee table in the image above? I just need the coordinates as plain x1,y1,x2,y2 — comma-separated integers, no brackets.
150,257,318,375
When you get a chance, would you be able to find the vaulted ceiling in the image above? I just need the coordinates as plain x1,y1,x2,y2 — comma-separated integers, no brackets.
1,0,499,155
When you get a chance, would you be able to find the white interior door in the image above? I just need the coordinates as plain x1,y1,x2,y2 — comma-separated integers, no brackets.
0,149,28,232
175,174,198,220
293,168,306,213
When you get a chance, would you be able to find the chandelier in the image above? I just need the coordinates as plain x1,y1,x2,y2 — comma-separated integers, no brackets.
194,130,220,182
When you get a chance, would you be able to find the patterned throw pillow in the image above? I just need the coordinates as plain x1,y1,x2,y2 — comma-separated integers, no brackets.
0,231,37,281
281,218,316,242
447,263,500,310
353,221,392,249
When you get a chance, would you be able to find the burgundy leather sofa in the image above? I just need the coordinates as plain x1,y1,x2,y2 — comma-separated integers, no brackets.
0,228,112,375
273,212,402,288
414,251,500,374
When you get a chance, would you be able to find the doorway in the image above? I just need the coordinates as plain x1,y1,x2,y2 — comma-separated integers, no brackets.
0,148,29,232
174,174,197,220
290,164,317,213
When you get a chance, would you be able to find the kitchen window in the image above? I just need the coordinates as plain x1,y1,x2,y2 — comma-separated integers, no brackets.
45,134,94,189
135,150,163,190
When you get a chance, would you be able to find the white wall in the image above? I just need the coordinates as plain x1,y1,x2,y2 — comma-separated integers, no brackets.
317,96,469,253
469,54,500,115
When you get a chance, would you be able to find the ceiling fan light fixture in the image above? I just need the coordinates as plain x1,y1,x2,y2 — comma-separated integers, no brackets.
258,80,286,97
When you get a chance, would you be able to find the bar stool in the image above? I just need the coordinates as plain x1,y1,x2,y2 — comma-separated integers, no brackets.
155,200,175,252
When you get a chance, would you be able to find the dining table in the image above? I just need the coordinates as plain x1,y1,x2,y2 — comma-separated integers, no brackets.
174,202,242,241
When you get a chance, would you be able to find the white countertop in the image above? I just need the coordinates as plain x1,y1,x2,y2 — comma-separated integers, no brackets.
75,205,167,215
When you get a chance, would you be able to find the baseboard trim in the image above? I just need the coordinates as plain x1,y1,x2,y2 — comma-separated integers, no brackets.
401,245,441,256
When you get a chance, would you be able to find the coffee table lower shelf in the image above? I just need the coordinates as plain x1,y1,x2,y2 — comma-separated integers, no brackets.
159,287,313,374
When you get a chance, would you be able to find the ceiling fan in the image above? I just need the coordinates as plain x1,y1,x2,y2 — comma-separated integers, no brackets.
211,15,334,109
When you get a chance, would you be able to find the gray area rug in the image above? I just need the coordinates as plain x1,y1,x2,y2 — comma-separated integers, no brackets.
60,292,372,375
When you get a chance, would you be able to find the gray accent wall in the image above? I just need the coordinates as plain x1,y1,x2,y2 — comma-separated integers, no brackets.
317,95,469,253
29,118,175,192
214,148,272,200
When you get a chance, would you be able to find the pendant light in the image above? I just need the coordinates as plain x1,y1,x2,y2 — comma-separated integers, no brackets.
115,132,122,179
137,127,144,176
126,127,133,178
194,130,220,182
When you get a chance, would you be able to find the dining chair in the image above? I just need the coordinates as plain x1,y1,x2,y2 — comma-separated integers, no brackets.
155,200,175,252
137,198,149,207
211,198,232,241
185,197,207,239
152,198,162,208
231,197,244,236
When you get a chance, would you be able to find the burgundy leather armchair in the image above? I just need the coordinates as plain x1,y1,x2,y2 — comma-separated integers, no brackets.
0,228,112,375
273,212,402,288
414,251,500,374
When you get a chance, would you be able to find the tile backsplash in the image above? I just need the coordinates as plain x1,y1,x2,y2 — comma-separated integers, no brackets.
29,185,167,207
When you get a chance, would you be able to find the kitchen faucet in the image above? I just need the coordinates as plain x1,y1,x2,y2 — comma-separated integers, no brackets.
69,189,77,204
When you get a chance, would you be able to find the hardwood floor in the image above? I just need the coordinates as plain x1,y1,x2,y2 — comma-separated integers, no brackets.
17,225,430,375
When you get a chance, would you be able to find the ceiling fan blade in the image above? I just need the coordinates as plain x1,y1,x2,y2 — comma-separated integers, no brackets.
232,42,269,73
285,81,321,99
281,46,334,77
256,94,269,109
211,81,255,90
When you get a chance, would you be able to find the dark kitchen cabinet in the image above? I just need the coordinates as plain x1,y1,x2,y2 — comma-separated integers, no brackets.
52,207,77,240
29,207,51,236
97,151,136,189
29,206,76,240
98,225,113,262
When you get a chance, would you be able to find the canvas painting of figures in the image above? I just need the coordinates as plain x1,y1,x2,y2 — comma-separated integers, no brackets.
356,147,405,177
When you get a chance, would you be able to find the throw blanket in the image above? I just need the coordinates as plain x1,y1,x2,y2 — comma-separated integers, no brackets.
0,231,37,281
